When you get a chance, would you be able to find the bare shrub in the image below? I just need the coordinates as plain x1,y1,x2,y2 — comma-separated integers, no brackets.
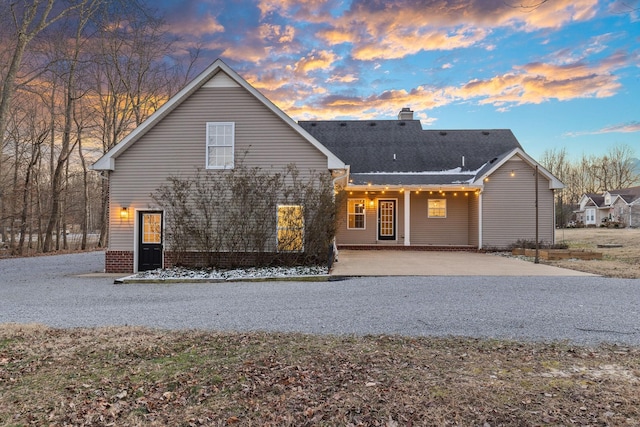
152,161,338,268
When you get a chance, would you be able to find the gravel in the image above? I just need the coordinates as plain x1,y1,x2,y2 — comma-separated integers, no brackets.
1,251,639,346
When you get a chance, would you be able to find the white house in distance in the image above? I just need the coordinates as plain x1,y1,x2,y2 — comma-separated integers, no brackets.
91,59,564,273
575,186,640,227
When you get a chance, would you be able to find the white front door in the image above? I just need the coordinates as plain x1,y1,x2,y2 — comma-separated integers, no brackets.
585,208,596,225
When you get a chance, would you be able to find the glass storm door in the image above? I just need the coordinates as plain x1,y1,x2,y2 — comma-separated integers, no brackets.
378,200,396,240
138,211,163,271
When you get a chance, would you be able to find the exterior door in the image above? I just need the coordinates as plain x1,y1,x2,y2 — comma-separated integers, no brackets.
378,200,396,240
585,208,596,225
138,211,163,271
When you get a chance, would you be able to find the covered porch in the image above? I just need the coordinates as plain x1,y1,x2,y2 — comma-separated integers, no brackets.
337,181,483,248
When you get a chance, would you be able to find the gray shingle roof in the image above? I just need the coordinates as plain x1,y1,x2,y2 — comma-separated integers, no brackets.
298,120,522,179
610,186,640,203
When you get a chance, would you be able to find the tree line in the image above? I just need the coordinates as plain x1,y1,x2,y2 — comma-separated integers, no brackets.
0,0,200,255
540,144,640,226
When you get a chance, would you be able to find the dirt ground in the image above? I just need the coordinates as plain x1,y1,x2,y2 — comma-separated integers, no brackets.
547,228,640,278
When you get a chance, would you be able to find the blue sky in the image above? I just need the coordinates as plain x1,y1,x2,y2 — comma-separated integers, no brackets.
157,0,639,161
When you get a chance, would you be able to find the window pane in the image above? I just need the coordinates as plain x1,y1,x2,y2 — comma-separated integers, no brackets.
347,199,365,229
277,205,304,251
142,213,161,243
207,122,234,168
428,199,446,218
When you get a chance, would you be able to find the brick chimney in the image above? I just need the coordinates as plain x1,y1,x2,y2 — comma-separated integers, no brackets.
398,107,414,120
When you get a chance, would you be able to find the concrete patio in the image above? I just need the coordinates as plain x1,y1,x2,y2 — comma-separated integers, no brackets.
330,250,596,276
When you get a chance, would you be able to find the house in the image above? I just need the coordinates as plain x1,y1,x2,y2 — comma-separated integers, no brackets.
575,186,640,227
300,111,563,250
92,60,563,273
91,59,345,273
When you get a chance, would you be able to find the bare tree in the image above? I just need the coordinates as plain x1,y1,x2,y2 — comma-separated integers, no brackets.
0,0,83,183
42,0,103,252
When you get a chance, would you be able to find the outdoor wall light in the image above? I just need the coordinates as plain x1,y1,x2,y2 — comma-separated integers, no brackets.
120,207,129,219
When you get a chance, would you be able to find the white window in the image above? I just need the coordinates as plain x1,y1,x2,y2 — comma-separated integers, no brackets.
428,199,447,218
347,199,366,229
206,122,234,169
277,205,304,252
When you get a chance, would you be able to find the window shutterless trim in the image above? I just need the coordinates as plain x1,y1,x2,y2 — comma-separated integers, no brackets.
347,198,366,230
206,122,235,169
427,198,447,218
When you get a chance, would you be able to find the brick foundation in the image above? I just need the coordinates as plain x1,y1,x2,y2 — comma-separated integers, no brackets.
164,251,304,269
105,251,134,273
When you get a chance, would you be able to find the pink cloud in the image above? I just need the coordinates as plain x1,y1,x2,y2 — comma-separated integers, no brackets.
565,122,640,136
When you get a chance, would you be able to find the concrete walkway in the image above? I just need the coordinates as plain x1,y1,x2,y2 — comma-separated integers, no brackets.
331,250,596,276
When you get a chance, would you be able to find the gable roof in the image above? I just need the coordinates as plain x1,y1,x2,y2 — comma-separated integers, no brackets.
92,59,345,171
583,193,605,208
299,120,563,189
608,185,640,204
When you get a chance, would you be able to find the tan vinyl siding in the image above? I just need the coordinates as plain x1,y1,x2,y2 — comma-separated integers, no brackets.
410,191,470,245
481,158,555,249
335,191,405,245
108,86,329,251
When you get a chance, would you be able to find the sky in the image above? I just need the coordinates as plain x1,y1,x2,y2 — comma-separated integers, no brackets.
155,0,639,161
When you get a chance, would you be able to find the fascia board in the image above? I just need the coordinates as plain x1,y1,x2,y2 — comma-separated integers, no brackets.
472,148,564,189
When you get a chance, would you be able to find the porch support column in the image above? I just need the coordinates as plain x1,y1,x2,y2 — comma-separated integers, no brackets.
404,190,411,246
478,192,483,249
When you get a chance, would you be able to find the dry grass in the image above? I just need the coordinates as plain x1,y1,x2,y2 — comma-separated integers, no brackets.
1,324,640,426
550,228,640,278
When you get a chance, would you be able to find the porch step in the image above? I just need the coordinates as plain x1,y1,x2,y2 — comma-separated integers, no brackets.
337,245,478,252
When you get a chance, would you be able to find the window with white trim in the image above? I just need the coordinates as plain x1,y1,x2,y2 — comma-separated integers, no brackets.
347,199,366,229
428,199,447,218
206,122,234,169
277,205,304,252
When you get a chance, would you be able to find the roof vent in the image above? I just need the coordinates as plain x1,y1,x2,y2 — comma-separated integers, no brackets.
369,122,376,126
439,131,447,136
398,107,414,120
340,122,346,127
311,123,317,127
482,131,490,135
398,122,406,126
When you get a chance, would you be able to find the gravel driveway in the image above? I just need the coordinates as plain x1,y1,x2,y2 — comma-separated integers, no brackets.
1,251,639,346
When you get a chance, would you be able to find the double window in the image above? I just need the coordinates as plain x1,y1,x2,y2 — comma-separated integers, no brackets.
206,122,234,169
347,199,366,229
277,205,304,252
428,199,447,218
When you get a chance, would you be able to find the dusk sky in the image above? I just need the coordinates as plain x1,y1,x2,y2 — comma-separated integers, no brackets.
157,0,639,161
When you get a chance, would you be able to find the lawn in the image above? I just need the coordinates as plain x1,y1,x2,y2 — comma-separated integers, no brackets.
1,325,639,426
550,228,640,278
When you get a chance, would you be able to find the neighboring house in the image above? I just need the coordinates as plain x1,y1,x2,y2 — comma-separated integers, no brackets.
92,60,563,273
575,186,640,227
575,193,607,226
